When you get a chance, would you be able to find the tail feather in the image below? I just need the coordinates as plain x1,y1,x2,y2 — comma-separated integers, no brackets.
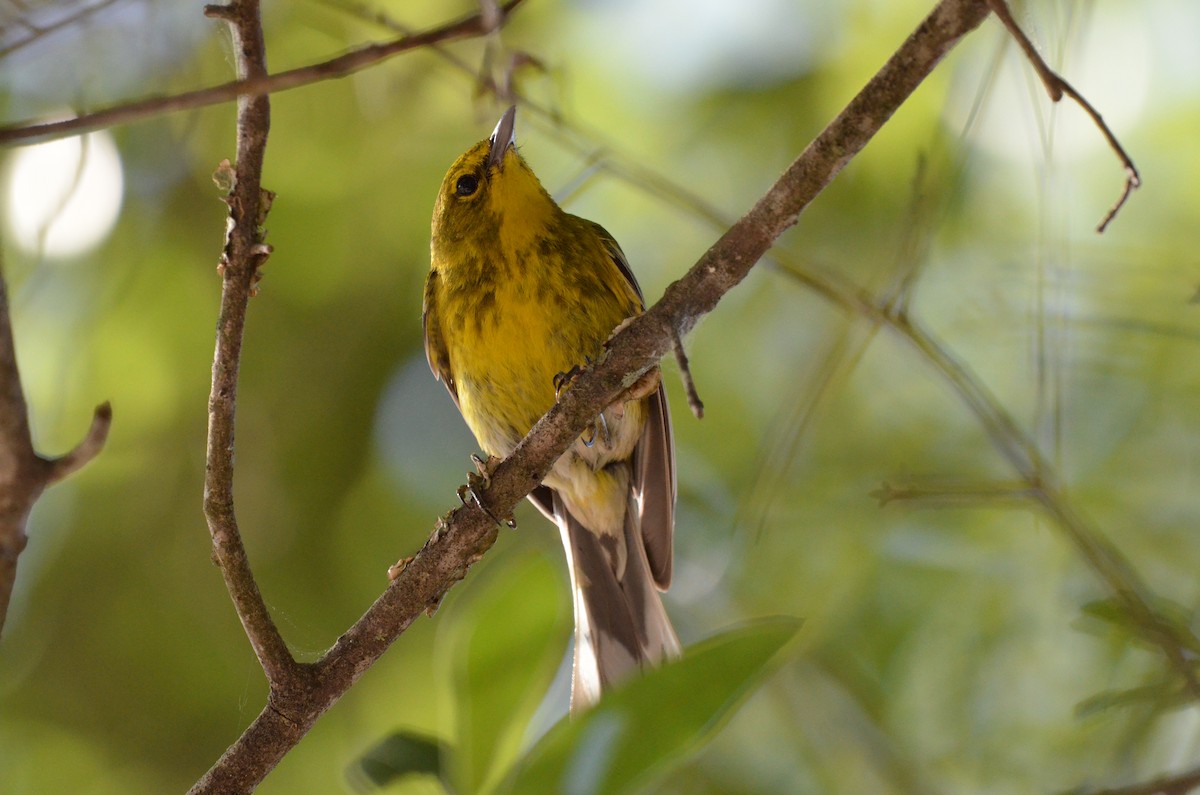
554,491,680,714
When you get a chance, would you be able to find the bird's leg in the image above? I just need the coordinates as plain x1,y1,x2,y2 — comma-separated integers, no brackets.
456,453,516,529
555,356,613,448
617,365,661,403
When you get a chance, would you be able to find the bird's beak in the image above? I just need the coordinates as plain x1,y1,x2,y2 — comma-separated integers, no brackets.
487,105,517,171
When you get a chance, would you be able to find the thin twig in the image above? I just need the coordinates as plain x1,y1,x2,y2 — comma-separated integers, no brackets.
984,0,1141,232
669,326,704,419
0,0,528,146
200,0,294,692
41,402,112,484
188,1,993,790
773,229,1200,697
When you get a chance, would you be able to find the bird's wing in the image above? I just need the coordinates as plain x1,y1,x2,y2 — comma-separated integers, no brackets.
587,220,676,590
422,269,459,409
636,381,675,589
585,219,646,307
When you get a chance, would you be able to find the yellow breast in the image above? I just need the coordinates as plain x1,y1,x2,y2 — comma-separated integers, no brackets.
427,139,643,465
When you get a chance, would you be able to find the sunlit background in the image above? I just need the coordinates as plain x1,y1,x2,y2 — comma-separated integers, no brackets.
2,0,1200,792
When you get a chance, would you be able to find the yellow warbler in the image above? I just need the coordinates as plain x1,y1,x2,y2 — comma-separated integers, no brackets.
423,106,679,712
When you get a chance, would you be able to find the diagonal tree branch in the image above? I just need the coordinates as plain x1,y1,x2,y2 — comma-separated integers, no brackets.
189,0,993,791
0,0,526,146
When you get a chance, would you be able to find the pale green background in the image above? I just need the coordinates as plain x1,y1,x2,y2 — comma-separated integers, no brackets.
2,0,1199,792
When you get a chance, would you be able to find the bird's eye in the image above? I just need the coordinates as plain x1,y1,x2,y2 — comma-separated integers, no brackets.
455,174,479,197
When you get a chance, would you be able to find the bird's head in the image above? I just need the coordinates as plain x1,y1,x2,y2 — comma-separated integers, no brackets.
431,106,557,259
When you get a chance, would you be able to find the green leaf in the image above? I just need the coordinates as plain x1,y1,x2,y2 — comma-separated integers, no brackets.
498,617,803,795
445,551,571,794
346,731,448,793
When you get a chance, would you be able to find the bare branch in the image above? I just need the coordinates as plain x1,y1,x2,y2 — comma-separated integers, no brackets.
201,0,293,689
0,264,109,638
984,0,1141,232
0,0,528,146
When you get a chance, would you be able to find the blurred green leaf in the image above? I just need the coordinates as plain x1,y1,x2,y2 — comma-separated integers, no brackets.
1074,681,1190,718
346,731,448,793
446,552,570,794
498,617,802,795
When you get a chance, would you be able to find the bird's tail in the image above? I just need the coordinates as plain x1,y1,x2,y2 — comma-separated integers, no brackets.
553,491,680,714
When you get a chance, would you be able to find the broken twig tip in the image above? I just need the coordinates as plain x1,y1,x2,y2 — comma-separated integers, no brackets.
987,0,1141,234
1095,173,1140,234
43,401,113,485
669,326,704,420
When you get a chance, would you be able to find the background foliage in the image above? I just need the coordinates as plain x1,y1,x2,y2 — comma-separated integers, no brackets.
2,0,1199,792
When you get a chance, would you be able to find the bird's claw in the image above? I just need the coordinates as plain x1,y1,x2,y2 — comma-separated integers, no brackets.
457,454,516,528
553,355,593,401
581,411,611,448
620,365,662,402
470,452,499,479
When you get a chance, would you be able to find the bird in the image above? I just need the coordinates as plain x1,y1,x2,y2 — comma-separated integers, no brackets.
422,106,680,713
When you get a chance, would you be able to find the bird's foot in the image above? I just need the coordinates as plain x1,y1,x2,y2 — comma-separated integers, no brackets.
581,411,611,449
553,355,594,400
618,365,661,403
554,357,612,448
457,453,516,528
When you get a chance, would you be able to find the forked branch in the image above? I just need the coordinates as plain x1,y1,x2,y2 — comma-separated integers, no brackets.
985,0,1141,231
0,268,110,639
